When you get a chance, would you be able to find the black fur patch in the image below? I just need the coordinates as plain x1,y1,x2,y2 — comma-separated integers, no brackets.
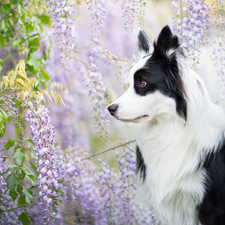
198,141,225,225
138,29,151,53
134,26,187,120
136,145,146,182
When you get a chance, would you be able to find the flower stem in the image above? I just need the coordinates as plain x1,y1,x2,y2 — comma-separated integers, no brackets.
0,89,22,98
81,139,136,161
2,49,25,62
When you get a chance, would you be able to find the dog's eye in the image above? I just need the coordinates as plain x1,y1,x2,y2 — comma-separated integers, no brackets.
139,80,147,87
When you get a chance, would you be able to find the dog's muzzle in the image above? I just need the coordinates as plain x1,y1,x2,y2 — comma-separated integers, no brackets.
108,104,118,116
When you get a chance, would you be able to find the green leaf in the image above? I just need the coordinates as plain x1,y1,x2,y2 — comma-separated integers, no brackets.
30,149,36,158
23,187,33,204
39,14,50,26
0,59,3,73
58,186,64,197
28,161,37,171
38,23,43,32
18,4,24,16
47,36,53,48
24,22,34,33
28,37,40,52
7,164,18,171
42,47,47,63
36,71,45,83
19,169,25,180
2,4,11,11
20,166,36,183
46,37,52,56
18,195,26,206
26,54,41,72
40,67,50,81
25,175,36,183
10,0,19,5
25,140,36,158
18,212,30,225
13,37,26,47
2,138,17,151
6,173,18,191
0,108,8,119
12,146,25,166
0,20,9,32
0,34,6,47
17,183,23,195
9,189,18,201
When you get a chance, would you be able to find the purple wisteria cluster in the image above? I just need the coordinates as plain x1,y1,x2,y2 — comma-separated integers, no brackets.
121,0,138,35
25,101,60,220
57,146,155,225
116,148,137,224
57,148,106,224
95,160,117,223
212,38,225,98
84,68,110,145
172,0,210,69
211,1,225,98
172,0,210,46
87,0,106,42
44,0,139,149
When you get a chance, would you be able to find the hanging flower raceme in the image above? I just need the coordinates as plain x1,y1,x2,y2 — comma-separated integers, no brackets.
172,0,210,47
84,68,110,145
211,1,225,98
87,0,106,42
172,0,210,70
25,101,60,220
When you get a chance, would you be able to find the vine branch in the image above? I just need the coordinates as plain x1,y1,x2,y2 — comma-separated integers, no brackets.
0,89,22,98
81,139,136,161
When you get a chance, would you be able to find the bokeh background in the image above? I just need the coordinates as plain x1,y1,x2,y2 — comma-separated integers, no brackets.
1,0,225,224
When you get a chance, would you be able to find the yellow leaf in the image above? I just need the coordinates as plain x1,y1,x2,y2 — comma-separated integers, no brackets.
9,18,13,26
2,0,10,3
44,90,52,102
108,52,113,60
18,70,30,82
18,60,26,73
22,86,29,92
48,90,53,97
2,77,14,84
30,78,38,87
21,48,28,55
52,91,58,104
50,82,66,91
30,91,36,97
8,71,16,81
16,78,26,86
55,92,65,106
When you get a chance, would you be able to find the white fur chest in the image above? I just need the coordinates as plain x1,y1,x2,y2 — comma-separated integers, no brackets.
136,121,206,225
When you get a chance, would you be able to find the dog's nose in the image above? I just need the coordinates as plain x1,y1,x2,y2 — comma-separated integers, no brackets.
108,104,118,116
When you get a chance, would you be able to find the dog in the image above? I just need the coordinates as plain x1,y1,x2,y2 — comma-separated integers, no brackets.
108,25,225,225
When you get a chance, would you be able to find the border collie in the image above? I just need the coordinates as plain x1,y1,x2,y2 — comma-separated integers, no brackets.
108,25,225,225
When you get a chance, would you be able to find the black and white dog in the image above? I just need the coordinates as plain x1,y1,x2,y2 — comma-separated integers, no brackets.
108,25,225,225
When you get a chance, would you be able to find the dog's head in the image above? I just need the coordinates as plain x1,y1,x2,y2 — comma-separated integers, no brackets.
108,25,187,123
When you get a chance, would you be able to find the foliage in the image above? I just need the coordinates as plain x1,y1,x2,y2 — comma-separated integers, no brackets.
0,0,225,224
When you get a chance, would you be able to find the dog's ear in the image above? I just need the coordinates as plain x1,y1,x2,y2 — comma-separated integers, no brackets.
137,28,153,55
155,26,187,121
155,25,181,59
